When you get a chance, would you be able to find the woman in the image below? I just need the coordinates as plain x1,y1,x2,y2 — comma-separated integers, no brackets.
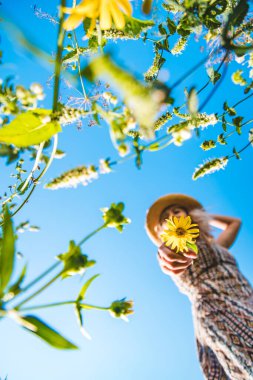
145,194,253,380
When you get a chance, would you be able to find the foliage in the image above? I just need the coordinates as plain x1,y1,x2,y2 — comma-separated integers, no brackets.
0,202,133,348
1,0,253,349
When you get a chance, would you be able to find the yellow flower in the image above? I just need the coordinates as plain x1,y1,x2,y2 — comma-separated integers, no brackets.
63,0,133,34
160,215,200,254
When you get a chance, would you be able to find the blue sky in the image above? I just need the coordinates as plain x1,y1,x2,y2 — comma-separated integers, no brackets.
1,1,253,379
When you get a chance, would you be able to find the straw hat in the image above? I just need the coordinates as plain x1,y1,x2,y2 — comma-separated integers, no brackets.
145,194,203,246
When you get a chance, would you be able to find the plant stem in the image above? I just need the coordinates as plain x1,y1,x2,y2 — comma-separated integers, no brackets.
1,0,66,222
21,262,61,293
147,137,174,152
19,142,45,193
231,92,253,110
80,303,109,311
73,31,87,100
35,134,58,183
96,23,104,54
19,300,75,311
9,185,37,220
78,224,107,246
218,93,253,119
228,137,253,159
18,300,109,312
197,50,229,97
2,142,45,207
199,63,228,112
110,134,174,167
7,135,58,222
53,0,66,112
14,270,64,310
171,54,210,90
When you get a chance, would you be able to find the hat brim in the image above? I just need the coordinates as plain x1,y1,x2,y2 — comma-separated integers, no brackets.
145,194,202,247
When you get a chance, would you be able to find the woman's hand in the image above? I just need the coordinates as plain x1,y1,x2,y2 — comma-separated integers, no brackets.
157,242,198,275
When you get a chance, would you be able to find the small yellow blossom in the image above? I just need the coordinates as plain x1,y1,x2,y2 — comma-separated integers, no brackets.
160,215,199,254
63,0,132,34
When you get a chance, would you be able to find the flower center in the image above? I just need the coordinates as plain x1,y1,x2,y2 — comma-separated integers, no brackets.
176,227,186,236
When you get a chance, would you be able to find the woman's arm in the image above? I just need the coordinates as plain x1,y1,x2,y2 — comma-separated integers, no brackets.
209,214,242,249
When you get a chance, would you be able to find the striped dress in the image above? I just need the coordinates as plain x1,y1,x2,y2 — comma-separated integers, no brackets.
170,236,253,380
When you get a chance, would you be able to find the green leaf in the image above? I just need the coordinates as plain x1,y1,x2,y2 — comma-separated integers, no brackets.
83,55,162,139
222,115,227,132
186,241,198,254
158,24,167,35
62,46,91,64
207,67,221,84
147,142,160,151
102,16,154,40
20,315,78,349
0,206,15,293
0,143,20,164
217,133,227,145
166,17,177,35
233,147,241,160
248,129,253,145
227,0,249,28
223,102,236,116
232,116,244,135
74,304,91,340
5,264,27,300
77,274,100,302
0,109,61,148
187,87,198,115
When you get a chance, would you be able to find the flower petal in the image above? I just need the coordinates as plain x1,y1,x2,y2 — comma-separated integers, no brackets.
187,228,200,234
116,0,132,16
183,216,192,228
100,0,112,29
62,6,76,15
63,14,84,30
165,219,175,228
110,0,126,29
178,215,184,225
173,216,179,226
74,0,99,17
87,17,97,36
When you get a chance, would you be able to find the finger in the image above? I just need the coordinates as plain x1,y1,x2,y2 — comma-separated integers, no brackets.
170,268,187,275
160,259,192,270
161,265,186,276
182,250,198,259
158,252,192,268
158,247,190,263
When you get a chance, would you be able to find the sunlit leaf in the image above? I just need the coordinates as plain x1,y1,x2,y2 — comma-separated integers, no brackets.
82,55,163,139
186,241,198,254
20,315,78,349
102,16,154,40
187,87,198,115
0,109,61,148
5,264,27,300
233,147,241,160
232,116,243,135
77,274,100,302
207,67,221,84
74,304,91,340
0,206,15,293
